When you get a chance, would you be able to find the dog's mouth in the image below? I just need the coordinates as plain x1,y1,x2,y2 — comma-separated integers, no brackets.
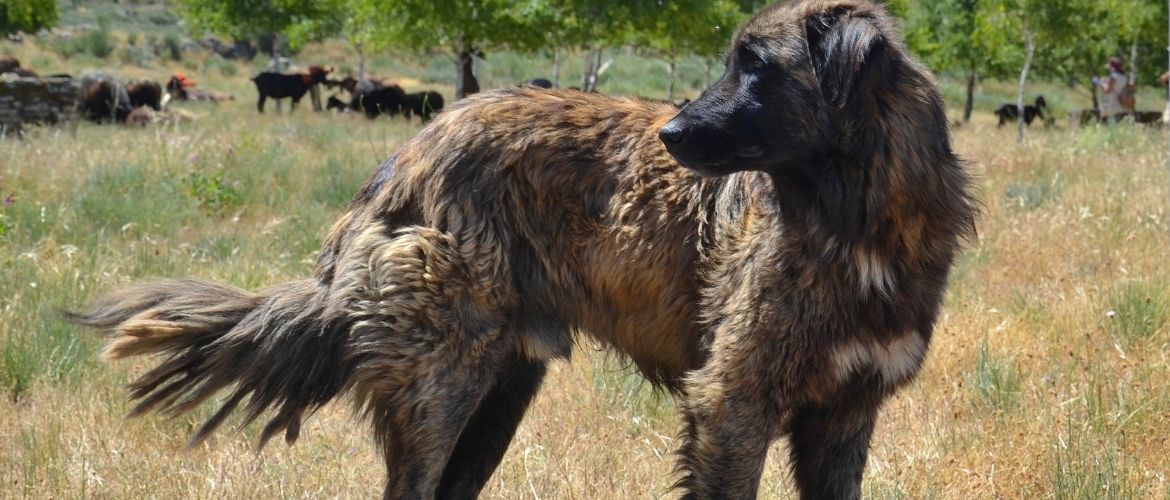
660,118,773,175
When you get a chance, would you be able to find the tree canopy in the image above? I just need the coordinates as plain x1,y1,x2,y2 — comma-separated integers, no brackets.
1,0,58,36
174,0,347,52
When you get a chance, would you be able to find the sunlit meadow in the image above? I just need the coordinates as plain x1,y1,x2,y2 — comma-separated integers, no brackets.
2,36,1168,498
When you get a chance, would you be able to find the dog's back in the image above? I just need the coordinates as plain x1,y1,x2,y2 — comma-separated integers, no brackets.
325,88,715,378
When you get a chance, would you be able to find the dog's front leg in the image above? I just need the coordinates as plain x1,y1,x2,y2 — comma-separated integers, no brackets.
786,375,886,500
674,338,783,499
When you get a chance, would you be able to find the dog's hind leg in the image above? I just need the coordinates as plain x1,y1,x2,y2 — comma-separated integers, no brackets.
335,224,517,499
786,376,885,500
436,352,548,499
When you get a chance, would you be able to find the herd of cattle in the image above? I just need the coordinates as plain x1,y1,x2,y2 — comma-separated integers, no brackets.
0,56,451,126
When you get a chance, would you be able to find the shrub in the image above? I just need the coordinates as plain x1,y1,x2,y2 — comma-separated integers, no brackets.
162,32,182,61
55,28,115,59
118,44,155,68
185,170,242,213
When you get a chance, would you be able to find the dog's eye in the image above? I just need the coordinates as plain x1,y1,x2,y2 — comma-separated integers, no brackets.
739,47,767,71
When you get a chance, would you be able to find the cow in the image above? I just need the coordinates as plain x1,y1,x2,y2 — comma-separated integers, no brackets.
125,80,162,111
251,65,332,113
351,84,406,119
401,91,444,122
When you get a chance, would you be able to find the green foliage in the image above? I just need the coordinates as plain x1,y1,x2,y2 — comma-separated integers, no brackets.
54,27,115,59
174,0,346,51
0,0,58,35
628,0,746,60
185,170,243,213
162,32,183,61
898,0,1169,114
353,0,547,54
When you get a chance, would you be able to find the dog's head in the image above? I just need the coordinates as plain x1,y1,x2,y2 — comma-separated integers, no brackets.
660,0,897,176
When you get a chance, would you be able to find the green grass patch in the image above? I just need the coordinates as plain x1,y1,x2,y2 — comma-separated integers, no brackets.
1003,169,1065,211
591,358,674,430
1103,280,1169,345
966,339,1021,412
1051,412,1132,499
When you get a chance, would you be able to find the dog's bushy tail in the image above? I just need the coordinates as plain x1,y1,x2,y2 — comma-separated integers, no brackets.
70,279,352,448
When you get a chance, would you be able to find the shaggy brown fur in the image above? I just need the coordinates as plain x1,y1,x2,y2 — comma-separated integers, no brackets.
73,0,976,498
125,79,162,111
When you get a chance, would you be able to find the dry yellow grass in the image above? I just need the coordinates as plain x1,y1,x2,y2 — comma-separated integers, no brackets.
2,47,1169,498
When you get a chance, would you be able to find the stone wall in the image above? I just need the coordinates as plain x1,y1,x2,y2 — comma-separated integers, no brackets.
0,77,81,134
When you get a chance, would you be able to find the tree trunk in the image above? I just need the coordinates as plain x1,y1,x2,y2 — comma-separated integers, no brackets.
356,42,366,80
667,57,677,103
1017,28,1034,142
583,48,602,92
310,84,322,112
455,47,480,99
703,58,714,89
1129,36,1138,84
963,70,976,122
1090,76,1100,110
552,48,561,88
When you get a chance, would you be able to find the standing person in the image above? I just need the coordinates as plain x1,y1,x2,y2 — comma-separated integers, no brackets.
1094,57,1132,122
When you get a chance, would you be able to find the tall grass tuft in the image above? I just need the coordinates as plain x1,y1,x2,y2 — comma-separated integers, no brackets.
1051,412,1131,499
967,338,1021,412
1103,281,1169,345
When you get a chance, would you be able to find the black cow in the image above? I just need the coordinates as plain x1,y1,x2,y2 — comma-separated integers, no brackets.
79,74,132,123
327,95,349,112
402,91,444,122
995,96,1051,128
251,66,331,113
351,85,406,119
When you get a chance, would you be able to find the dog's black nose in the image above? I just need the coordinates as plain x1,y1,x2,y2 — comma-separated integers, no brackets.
659,121,688,146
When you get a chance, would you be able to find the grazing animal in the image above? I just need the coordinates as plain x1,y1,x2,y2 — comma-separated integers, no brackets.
125,80,162,111
326,95,349,112
330,75,360,94
401,90,444,122
0,56,18,73
78,73,132,123
0,56,38,77
995,95,1050,127
1130,110,1163,125
251,65,331,113
73,0,975,498
352,84,406,119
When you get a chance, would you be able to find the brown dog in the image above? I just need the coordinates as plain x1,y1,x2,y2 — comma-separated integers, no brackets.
73,0,975,498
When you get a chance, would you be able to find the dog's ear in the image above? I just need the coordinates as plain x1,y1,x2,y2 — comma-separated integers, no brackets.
805,11,886,109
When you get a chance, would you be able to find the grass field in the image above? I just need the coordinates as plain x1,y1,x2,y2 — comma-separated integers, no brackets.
3,31,1170,498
